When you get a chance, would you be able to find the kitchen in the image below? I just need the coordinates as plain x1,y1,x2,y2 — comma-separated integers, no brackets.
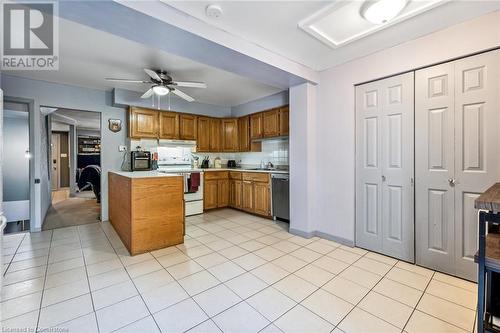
2,2,499,333
108,103,290,254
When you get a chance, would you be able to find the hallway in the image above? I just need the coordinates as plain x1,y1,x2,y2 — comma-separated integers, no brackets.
43,189,100,230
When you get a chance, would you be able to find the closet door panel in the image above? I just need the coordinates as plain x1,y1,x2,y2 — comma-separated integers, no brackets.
356,83,383,252
381,73,415,261
356,72,414,261
454,50,500,280
415,63,456,274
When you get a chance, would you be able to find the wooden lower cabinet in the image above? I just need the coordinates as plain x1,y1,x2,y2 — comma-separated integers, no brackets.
204,171,229,209
217,179,229,208
204,179,218,210
229,179,242,209
204,171,271,217
254,182,270,216
109,172,184,255
241,180,254,212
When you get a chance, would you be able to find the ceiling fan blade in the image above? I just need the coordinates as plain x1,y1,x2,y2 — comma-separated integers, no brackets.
172,88,195,102
144,69,162,82
105,78,151,83
173,81,207,89
141,88,154,99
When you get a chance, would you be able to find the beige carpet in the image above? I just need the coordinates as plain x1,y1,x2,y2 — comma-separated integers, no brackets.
43,197,100,230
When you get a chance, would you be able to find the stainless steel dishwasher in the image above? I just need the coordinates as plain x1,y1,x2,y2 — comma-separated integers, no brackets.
271,173,289,221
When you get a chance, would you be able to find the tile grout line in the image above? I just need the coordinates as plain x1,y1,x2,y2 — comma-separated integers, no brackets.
401,270,435,332
247,240,352,331
96,222,161,333
35,229,54,331
78,225,102,333
2,232,28,277
328,251,400,332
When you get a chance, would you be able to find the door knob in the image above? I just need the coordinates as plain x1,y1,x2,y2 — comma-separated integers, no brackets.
448,178,456,186
381,175,386,182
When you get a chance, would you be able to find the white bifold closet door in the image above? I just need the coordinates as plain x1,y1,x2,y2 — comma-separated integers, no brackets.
355,72,415,262
416,50,500,281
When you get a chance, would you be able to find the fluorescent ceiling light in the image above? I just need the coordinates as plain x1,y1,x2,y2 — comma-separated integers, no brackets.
361,0,408,24
153,85,170,96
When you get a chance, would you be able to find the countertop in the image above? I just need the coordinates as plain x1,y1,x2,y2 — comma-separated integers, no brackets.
475,183,500,213
199,168,289,174
109,171,182,178
111,168,289,178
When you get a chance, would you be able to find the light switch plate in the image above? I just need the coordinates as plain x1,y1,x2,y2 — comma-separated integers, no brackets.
119,145,127,152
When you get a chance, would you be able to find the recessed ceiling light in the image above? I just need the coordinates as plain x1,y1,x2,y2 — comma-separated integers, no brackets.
205,4,223,19
153,85,169,96
361,0,408,25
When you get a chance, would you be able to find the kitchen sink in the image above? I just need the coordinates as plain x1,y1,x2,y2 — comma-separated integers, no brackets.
248,168,275,171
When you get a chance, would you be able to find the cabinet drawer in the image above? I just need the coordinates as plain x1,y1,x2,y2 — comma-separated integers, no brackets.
242,172,269,183
204,171,229,180
229,171,242,180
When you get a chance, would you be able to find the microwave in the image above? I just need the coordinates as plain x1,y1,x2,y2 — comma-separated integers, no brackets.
131,151,151,171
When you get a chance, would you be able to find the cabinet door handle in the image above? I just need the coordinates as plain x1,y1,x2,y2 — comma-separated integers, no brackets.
448,178,456,186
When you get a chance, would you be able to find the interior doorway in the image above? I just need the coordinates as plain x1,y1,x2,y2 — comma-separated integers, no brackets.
43,108,102,230
2,101,31,234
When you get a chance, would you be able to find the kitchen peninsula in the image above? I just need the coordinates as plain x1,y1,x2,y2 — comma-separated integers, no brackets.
108,171,184,255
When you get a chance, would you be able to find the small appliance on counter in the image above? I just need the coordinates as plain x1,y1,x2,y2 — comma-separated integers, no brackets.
227,160,237,168
192,155,199,169
214,157,222,169
201,156,210,169
130,151,151,171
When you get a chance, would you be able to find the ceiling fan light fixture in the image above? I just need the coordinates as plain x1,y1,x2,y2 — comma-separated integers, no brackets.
152,85,169,96
361,0,408,25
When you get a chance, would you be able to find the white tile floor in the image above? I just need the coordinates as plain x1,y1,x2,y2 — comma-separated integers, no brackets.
1,209,478,333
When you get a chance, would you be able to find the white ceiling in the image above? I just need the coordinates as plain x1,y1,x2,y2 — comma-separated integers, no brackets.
54,109,101,131
165,0,500,70
6,18,283,107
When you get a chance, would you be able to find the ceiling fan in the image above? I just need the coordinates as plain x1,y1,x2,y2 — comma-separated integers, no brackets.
105,69,207,102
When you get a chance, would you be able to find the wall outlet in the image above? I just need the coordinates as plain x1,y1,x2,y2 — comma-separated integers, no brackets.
119,145,127,152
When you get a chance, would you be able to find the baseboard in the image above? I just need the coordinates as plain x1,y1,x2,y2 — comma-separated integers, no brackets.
288,228,315,239
289,228,355,247
314,231,354,247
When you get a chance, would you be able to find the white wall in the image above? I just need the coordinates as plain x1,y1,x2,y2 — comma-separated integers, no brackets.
231,91,289,117
313,11,500,243
289,83,316,236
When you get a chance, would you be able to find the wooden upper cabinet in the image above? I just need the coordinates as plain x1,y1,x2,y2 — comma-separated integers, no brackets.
197,117,210,152
158,111,179,139
129,107,158,139
279,105,289,136
209,118,222,151
250,113,263,139
179,114,197,140
262,108,280,137
222,119,239,152
238,116,250,152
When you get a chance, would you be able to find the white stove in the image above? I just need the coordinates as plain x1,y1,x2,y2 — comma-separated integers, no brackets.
155,147,204,216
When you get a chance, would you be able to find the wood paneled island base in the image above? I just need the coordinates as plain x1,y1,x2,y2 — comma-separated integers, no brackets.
109,171,184,255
